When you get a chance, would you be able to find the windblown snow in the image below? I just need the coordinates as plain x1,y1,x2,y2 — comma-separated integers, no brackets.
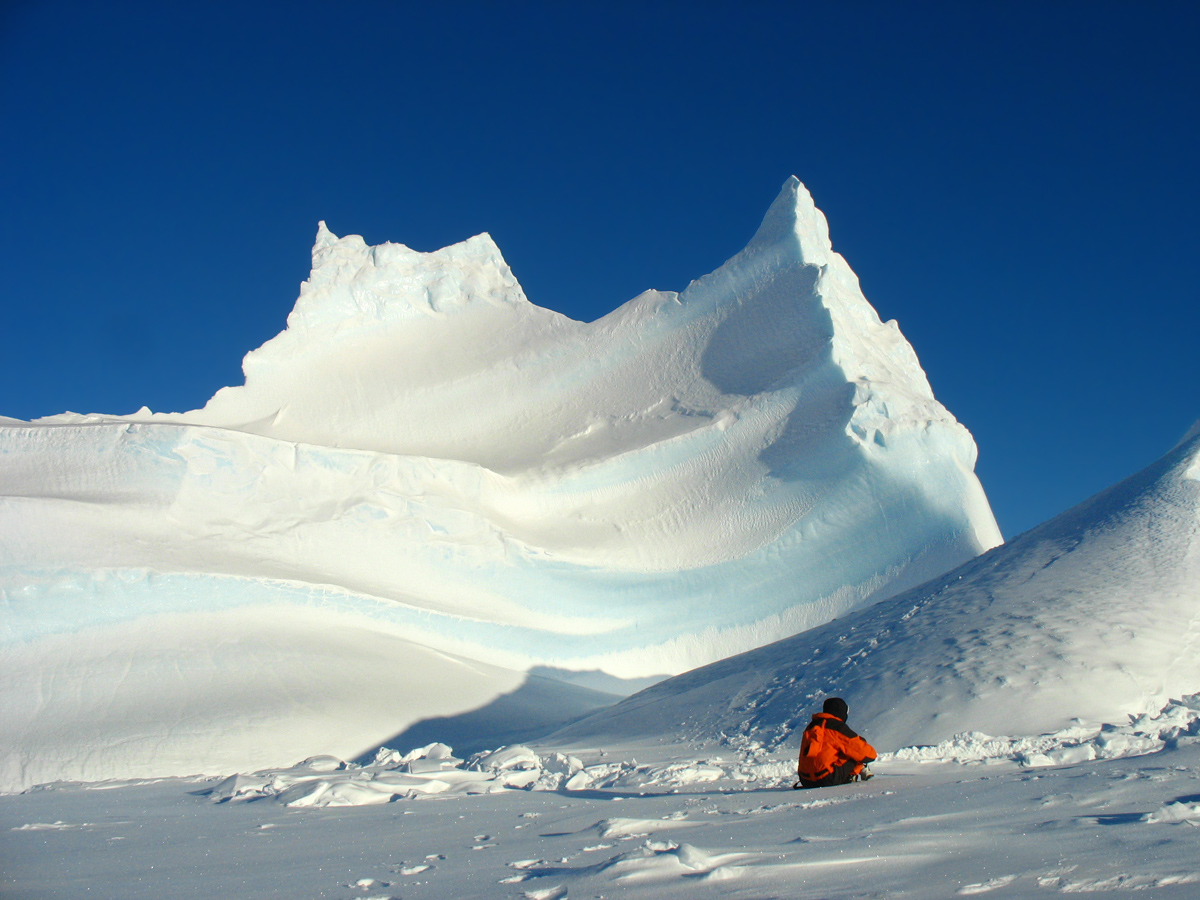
558,422,1200,752
0,178,1002,791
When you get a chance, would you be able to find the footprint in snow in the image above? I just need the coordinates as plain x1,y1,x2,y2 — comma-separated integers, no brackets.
344,876,398,900
523,887,567,900
509,859,544,870
957,874,1020,894
501,858,544,883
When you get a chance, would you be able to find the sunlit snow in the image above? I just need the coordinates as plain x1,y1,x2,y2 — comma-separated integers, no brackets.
558,422,1200,749
2,181,1197,900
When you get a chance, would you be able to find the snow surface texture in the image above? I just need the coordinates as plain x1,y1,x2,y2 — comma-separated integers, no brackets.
0,178,1000,790
559,424,1200,750
195,692,1200,810
5,726,1200,899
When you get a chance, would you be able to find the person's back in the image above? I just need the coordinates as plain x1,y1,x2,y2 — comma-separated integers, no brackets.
795,697,876,789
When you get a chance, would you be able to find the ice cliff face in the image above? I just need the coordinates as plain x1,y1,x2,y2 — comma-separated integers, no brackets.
0,178,1001,788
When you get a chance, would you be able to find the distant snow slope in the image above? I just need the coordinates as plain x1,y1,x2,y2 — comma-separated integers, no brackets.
557,423,1200,751
0,179,999,790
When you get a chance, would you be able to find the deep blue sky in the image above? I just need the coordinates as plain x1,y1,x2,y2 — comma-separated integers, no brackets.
2,1,1197,539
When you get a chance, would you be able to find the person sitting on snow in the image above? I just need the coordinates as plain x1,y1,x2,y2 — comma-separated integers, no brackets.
794,696,876,789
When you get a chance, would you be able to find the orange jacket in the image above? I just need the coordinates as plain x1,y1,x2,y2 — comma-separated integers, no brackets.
797,713,877,782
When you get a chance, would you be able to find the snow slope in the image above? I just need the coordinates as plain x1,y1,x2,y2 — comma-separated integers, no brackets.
0,179,1000,790
558,423,1200,751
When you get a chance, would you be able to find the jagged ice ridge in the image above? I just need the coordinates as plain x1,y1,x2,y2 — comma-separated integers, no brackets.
0,178,1001,790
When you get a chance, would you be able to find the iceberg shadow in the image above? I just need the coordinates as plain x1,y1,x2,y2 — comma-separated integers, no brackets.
353,673,621,763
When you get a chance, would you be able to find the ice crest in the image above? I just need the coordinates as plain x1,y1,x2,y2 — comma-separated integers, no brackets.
743,176,834,265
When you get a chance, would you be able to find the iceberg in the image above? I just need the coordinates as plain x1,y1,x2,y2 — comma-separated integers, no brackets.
0,178,1000,789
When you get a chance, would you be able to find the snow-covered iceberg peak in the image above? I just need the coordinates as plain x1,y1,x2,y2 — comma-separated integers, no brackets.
288,222,529,331
742,174,836,264
2,179,1002,788
735,178,948,445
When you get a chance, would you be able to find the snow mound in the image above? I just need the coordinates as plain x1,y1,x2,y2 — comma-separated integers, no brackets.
558,424,1200,749
0,178,1000,790
883,693,1200,767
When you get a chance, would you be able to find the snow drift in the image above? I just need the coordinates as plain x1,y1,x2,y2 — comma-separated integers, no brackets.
0,178,1000,790
557,423,1200,751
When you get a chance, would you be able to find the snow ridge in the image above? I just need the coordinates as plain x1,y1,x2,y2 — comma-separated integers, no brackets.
558,424,1200,750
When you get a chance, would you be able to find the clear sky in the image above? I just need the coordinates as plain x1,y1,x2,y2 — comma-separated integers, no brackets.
2,1,1197,540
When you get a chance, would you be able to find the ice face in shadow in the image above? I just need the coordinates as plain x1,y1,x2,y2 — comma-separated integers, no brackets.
0,178,1001,788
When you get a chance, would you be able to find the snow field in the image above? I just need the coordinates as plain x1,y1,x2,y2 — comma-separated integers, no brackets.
5,734,1200,899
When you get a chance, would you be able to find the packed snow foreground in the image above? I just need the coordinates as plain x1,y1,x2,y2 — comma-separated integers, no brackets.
0,178,1003,790
207,691,1200,811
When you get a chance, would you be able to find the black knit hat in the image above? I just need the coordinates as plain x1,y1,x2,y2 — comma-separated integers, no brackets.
822,696,849,721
